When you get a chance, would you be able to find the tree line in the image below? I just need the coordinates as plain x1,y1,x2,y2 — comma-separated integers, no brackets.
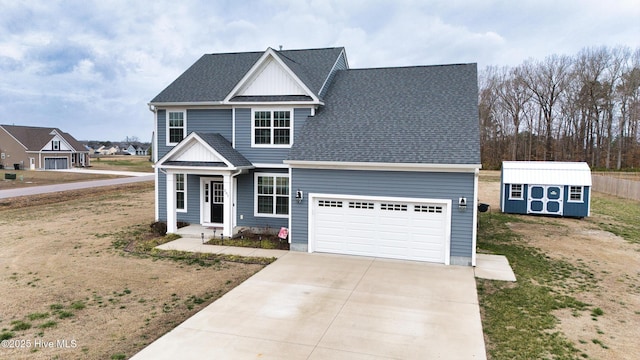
479,46,640,170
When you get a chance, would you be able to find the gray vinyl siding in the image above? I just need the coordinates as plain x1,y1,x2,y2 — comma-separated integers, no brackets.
319,51,348,99
187,109,232,142
235,169,288,229
290,169,476,259
234,108,312,164
157,109,232,160
157,172,201,224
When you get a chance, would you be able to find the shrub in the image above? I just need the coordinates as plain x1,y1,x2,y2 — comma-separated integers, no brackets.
150,222,167,236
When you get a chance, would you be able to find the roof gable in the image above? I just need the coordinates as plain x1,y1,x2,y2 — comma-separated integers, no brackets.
158,132,252,169
150,47,345,105
502,161,592,186
0,125,86,152
225,48,318,103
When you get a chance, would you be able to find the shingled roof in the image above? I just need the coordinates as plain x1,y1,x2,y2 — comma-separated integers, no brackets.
288,64,480,165
0,124,86,152
150,47,345,103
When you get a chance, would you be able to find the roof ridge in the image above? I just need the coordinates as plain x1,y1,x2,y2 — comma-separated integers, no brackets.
347,63,476,71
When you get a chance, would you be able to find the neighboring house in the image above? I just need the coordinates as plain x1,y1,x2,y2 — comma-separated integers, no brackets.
121,143,150,156
500,161,592,218
123,144,137,155
0,124,90,170
96,145,119,155
150,47,481,266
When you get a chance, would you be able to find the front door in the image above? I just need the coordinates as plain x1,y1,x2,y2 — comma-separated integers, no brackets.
211,181,224,223
528,185,563,215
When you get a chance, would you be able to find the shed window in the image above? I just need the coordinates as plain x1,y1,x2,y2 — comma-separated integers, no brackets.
568,186,583,202
509,184,523,200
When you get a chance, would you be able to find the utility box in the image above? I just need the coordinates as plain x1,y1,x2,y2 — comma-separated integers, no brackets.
5,173,17,180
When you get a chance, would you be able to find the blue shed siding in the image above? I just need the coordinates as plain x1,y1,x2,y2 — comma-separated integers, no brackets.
234,108,312,164
235,169,288,229
502,184,590,217
290,169,476,259
502,184,528,214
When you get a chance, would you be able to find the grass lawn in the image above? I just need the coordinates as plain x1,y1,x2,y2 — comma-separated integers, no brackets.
90,155,153,173
477,189,640,359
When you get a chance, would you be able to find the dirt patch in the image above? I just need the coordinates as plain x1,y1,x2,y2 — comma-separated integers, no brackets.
480,180,640,359
0,183,264,359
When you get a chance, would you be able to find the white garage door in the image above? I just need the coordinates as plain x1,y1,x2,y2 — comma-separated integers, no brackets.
312,196,449,263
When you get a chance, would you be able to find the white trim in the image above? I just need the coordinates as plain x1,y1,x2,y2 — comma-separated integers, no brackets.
154,167,159,221
307,193,451,265
223,47,320,104
288,166,292,244
251,108,294,148
175,173,187,213
254,172,290,218
157,132,240,169
232,108,236,149
252,163,289,169
471,168,479,267
567,185,584,203
200,176,224,226
285,160,481,173
509,184,524,200
165,109,187,146
318,48,348,96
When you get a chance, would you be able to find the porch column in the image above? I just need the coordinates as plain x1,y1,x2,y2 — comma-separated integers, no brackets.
223,174,232,237
166,173,177,233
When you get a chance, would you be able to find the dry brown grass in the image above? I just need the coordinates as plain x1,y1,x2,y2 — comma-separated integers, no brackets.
0,183,264,359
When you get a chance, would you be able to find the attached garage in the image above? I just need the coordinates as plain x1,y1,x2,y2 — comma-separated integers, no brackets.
309,194,451,264
44,157,68,170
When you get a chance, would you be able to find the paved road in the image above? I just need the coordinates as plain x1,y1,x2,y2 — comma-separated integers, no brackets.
0,172,154,199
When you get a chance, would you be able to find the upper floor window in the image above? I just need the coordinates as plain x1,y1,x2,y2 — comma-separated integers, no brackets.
252,109,292,147
52,140,60,151
167,110,186,145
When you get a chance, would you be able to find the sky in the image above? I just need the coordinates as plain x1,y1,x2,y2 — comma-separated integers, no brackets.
0,0,638,142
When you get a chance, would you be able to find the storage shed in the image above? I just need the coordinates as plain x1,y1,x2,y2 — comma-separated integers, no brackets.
500,161,592,218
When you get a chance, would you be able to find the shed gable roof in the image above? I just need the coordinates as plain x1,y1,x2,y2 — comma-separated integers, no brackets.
287,64,481,165
502,161,592,186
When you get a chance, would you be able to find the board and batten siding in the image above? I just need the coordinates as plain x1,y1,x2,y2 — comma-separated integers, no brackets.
235,169,288,229
234,108,312,164
290,169,476,263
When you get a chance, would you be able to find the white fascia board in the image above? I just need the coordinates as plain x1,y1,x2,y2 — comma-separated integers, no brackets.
149,102,227,108
226,100,324,106
157,165,252,174
222,47,320,103
284,160,482,173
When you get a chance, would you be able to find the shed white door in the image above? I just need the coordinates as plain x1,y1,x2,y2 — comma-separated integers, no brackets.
312,197,448,263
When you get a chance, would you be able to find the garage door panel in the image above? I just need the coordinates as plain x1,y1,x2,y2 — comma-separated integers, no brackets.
313,196,448,264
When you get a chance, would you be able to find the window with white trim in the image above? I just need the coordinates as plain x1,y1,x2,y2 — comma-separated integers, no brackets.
568,186,583,202
509,184,523,200
176,174,186,211
252,109,291,146
255,174,289,216
167,110,186,145
52,140,60,151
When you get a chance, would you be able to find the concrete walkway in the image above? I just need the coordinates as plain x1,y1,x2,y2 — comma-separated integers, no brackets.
132,252,487,360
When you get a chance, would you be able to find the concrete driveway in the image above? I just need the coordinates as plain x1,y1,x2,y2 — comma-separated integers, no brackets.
131,252,486,359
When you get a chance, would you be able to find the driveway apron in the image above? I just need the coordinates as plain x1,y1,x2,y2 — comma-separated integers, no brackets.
131,252,486,359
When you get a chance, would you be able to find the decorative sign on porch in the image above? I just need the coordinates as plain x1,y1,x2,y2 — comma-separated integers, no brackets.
278,227,289,240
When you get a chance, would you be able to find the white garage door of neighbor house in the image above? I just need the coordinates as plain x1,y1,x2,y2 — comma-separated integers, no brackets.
44,158,68,170
312,196,449,263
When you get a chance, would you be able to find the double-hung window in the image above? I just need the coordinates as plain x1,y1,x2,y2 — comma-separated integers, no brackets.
255,174,289,217
52,140,60,151
176,174,186,211
167,110,186,145
252,109,291,146
509,184,523,200
569,186,583,202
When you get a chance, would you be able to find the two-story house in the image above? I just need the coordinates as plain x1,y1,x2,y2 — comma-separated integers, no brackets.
149,47,481,266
